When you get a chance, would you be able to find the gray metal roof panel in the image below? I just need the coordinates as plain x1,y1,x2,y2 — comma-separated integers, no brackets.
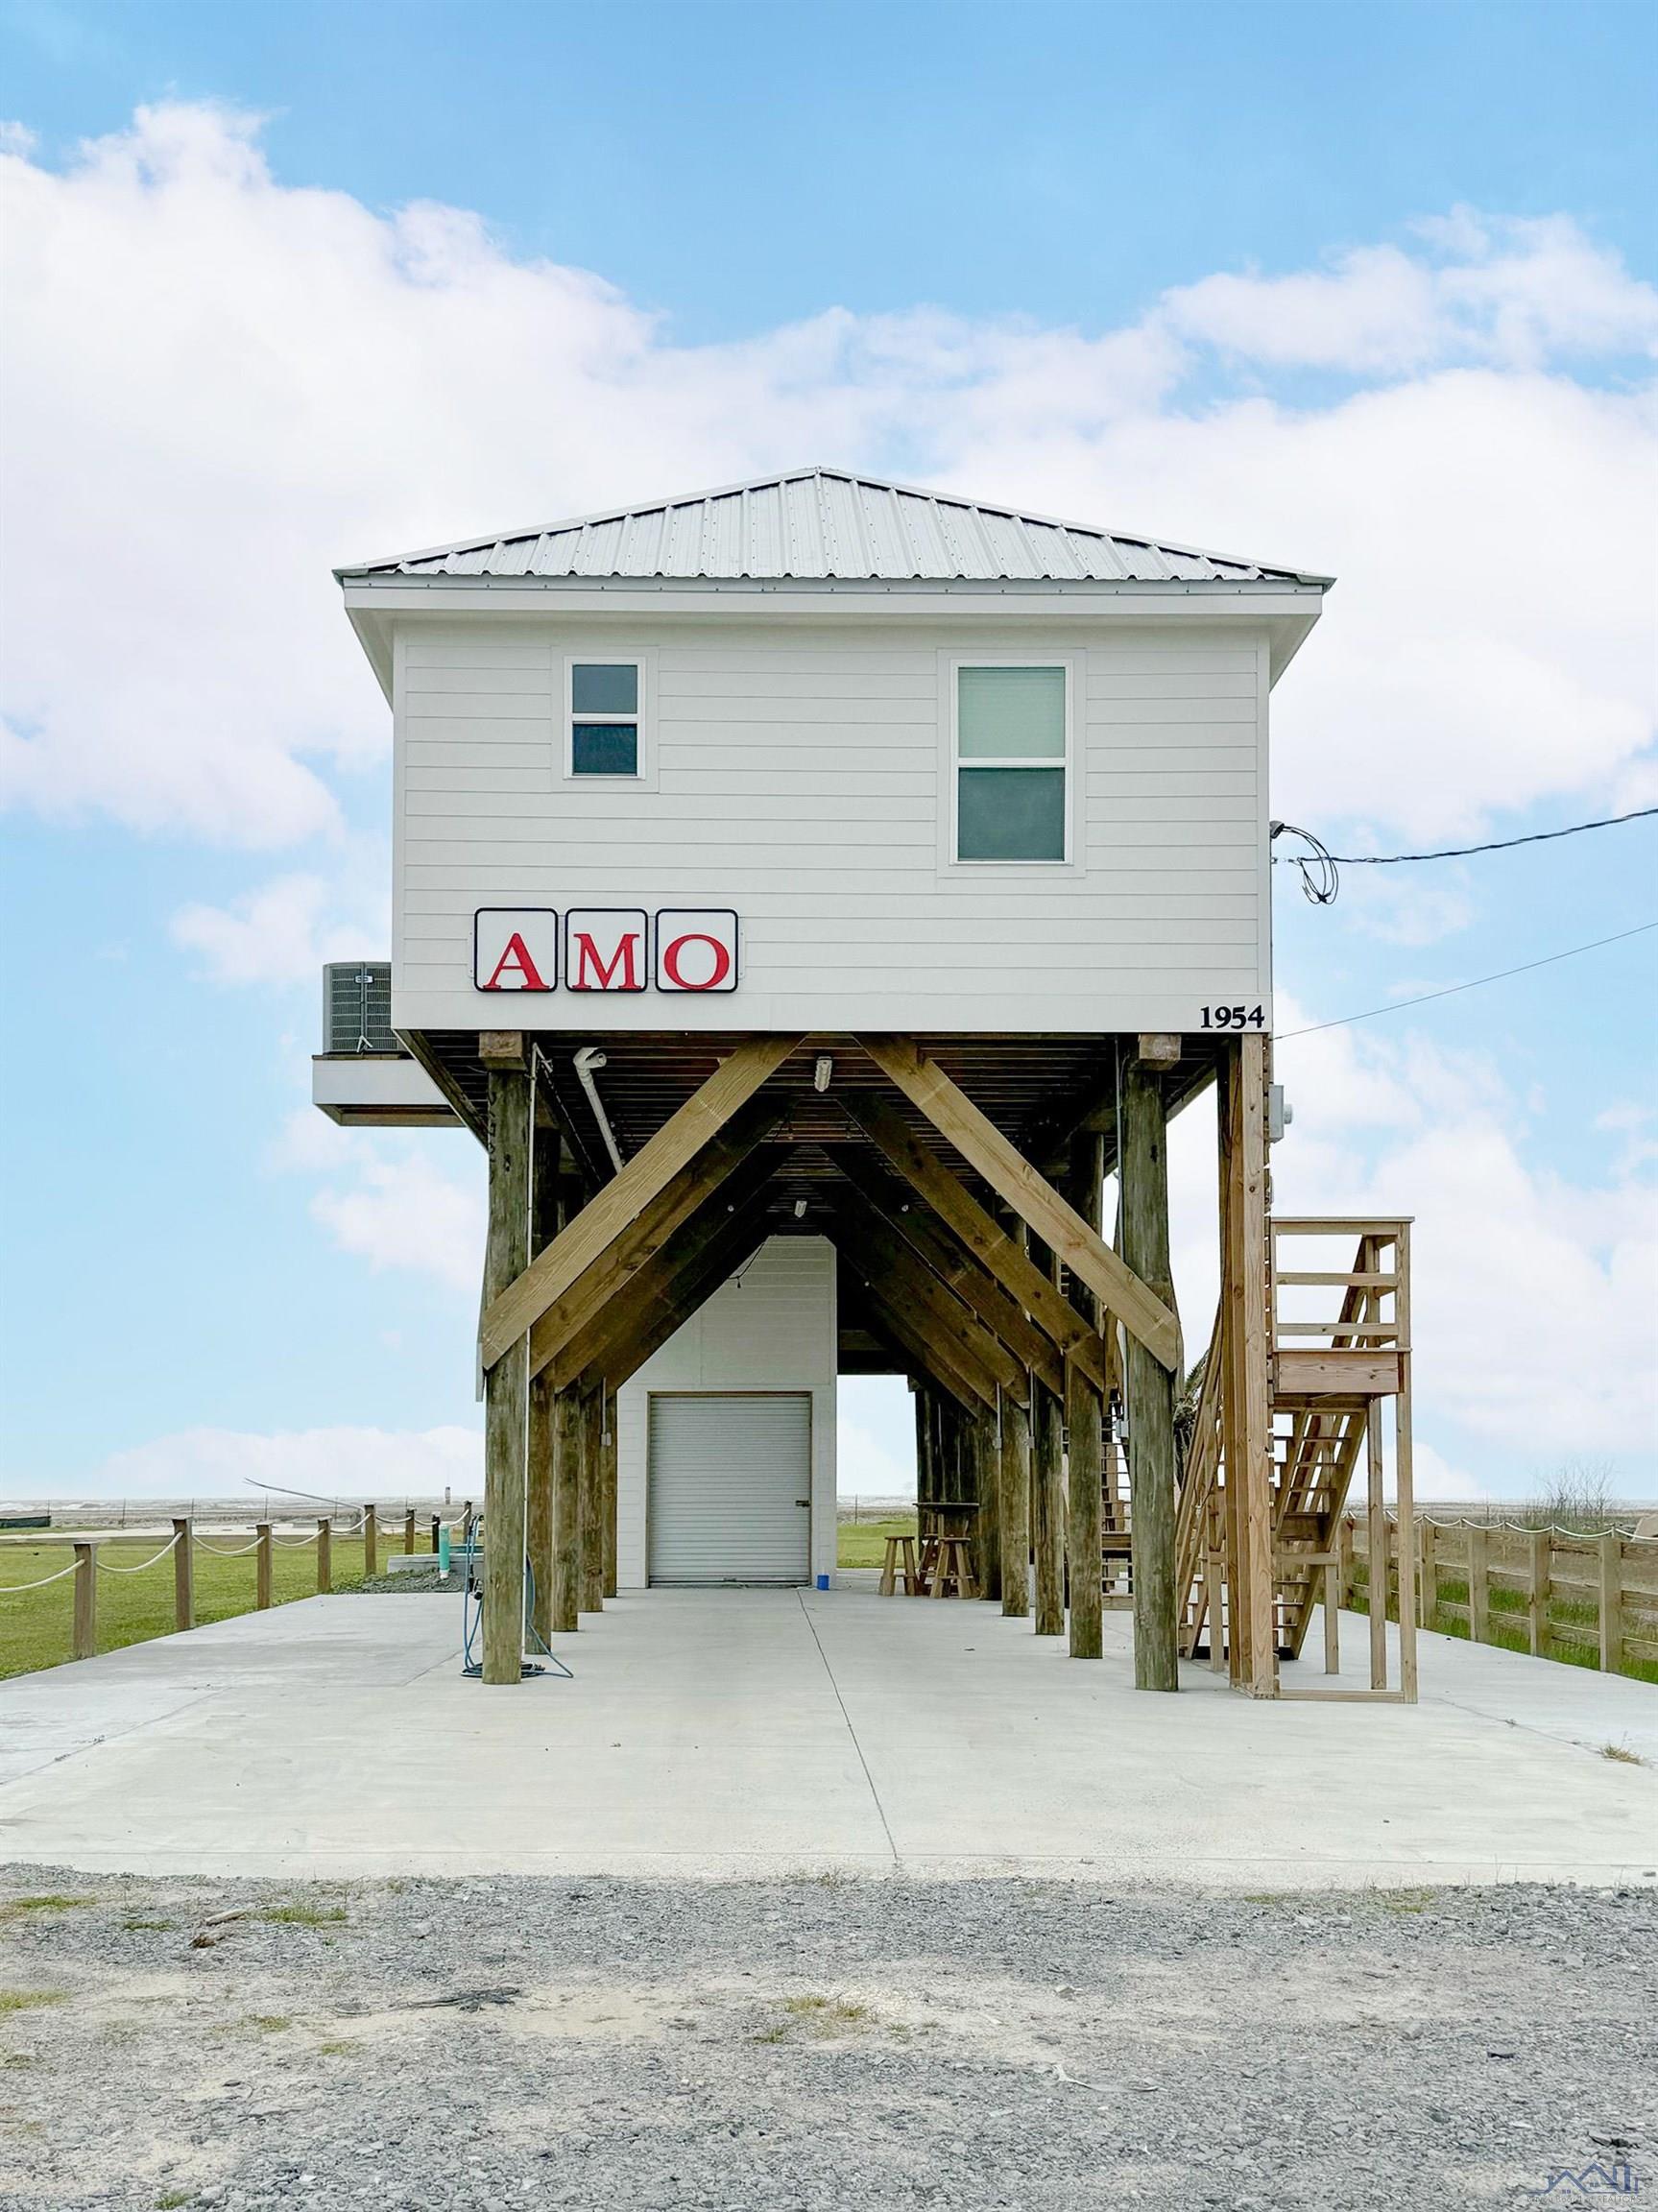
340,468,1332,588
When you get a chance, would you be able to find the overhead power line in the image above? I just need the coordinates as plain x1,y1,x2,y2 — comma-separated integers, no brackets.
1276,920,1658,1041
1304,805,1658,866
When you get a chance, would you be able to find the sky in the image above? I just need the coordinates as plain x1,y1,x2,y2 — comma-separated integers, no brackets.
1,0,1654,1506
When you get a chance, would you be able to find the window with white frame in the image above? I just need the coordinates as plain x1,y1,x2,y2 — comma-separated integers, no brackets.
569,661,641,776
954,664,1069,861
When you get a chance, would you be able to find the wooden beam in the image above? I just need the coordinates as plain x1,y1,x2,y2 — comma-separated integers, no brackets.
858,1275,999,1414
525,1097,782,1379
840,1094,1110,1395
830,1148,1067,1398
829,1197,1029,1404
1120,1056,1180,1692
587,1210,777,1396
480,1036,801,1369
857,1038,1181,1372
482,1063,531,1683
479,1029,527,1069
550,1152,785,1389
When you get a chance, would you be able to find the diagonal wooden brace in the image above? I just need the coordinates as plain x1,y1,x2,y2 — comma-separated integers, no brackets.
479,1035,801,1370
856,1037,1181,1373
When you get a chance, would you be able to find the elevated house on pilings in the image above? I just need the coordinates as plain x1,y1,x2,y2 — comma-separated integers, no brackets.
316,467,1417,1701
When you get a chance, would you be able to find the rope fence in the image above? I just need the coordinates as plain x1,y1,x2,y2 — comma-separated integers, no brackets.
3,1503,464,1668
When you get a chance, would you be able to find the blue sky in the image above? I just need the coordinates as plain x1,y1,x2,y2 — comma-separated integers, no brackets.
1,0,1654,1503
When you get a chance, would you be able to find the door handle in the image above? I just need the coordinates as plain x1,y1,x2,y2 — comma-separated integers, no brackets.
795,1499,810,1508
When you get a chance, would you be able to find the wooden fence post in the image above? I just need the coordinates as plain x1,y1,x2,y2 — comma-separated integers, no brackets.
255,1524,274,1610
317,1517,332,1594
1599,1531,1622,1672
1527,1527,1550,1656
72,1542,96,1661
363,1505,377,1580
404,1509,417,1556
1417,1518,1436,1633
1468,1525,1490,1647
172,1517,194,1633
430,1515,442,1554
1337,1514,1355,1609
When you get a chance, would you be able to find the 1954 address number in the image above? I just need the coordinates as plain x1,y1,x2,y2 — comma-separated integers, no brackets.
1199,1004,1267,1030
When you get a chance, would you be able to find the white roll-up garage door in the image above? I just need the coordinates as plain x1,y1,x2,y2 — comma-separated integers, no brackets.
647,1393,812,1586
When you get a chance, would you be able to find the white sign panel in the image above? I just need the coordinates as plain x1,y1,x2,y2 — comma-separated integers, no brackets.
655,909,739,994
473,908,558,992
565,909,649,994
472,907,741,995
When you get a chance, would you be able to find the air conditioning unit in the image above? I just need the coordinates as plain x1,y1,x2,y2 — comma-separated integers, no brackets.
323,962,396,1055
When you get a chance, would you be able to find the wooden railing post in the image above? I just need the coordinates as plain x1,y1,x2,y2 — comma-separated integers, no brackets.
404,1509,417,1556
1418,1517,1436,1633
1468,1525,1491,1647
317,1517,332,1594
1599,1531,1622,1671
172,1517,194,1633
72,1542,97,1661
430,1515,442,1555
1527,1527,1550,1655
363,1504,377,1579
1337,1513,1355,1608
255,1524,274,1610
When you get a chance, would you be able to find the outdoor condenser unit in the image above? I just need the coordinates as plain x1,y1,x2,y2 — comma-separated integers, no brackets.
323,961,396,1055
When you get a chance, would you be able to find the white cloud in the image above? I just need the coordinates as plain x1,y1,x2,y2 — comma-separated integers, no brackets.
33,1422,482,1503
1272,1004,1658,1468
171,866,387,987
2,104,1652,849
308,1146,483,1295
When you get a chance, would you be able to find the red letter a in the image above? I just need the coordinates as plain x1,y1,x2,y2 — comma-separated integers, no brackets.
484,932,548,991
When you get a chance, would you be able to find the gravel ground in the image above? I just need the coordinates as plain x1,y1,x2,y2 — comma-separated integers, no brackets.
0,1870,1650,2210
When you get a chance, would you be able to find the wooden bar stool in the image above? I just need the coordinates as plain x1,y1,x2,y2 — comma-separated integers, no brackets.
879,1532,921,1596
929,1532,978,1600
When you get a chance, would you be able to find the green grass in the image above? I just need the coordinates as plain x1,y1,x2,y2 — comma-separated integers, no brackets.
0,1533,408,1679
1346,1560,1658,1686
257,1903,347,1927
0,1896,90,1922
0,1990,66,2014
836,1515,918,1571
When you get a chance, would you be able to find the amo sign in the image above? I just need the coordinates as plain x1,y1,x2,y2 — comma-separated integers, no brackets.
474,908,739,995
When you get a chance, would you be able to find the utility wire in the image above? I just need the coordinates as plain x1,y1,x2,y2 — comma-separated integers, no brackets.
1276,920,1658,1041
1275,805,1657,869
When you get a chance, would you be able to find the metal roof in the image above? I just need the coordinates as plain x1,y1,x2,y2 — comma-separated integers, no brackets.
338,468,1331,588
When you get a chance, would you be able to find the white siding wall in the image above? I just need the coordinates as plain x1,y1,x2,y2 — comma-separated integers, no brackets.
615,1237,837,1590
393,614,1271,1035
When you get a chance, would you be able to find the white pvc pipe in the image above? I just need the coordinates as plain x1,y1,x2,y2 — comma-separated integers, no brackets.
573,1046,625,1174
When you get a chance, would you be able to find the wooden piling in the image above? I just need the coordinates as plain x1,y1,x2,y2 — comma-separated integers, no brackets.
1031,1381,1066,1636
317,1517,332,1594
1120,1054,1180,1692
1065,1361,1105,1659
602,1390,619,1599
998,1390,1031,1618
403,1509,417,1556
363,1504,378,1581
526,1120,560,1647
580,1387,604,1613
1219,1035,1276,1695
975,1399,1001,1602
482,1049,531,1683
255,1523,274,1610
552,1387,582,1634
172,1517,194,1632
72,1543,96,1661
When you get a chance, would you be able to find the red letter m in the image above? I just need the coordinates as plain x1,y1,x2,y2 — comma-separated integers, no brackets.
571,930,641,991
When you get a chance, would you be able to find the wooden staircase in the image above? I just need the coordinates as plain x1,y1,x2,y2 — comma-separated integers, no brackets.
1175,1215,1416,1698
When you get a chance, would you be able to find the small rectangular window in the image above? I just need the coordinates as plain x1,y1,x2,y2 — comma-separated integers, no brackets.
955,665,1067,860
570,661,641,776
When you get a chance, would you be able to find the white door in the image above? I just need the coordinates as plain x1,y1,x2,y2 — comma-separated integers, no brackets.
647,1393,812,1585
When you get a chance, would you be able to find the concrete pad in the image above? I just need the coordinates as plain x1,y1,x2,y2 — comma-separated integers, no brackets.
0,1583,1652,1887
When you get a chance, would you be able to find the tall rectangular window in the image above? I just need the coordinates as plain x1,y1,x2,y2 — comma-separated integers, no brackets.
955,664,1068,860
570,661,639,776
